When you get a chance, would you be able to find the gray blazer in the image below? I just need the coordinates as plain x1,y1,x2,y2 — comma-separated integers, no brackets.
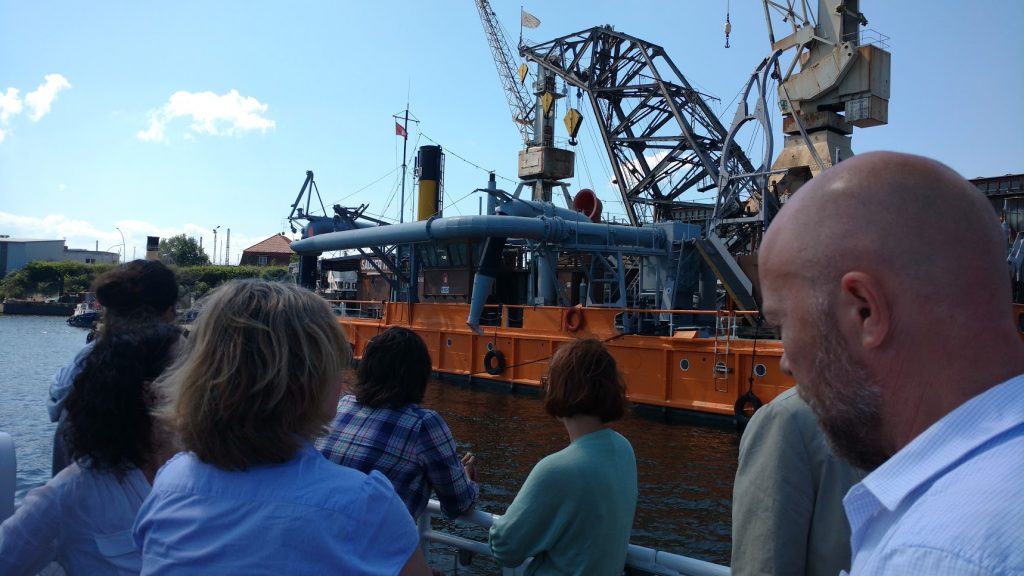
731,387,866,576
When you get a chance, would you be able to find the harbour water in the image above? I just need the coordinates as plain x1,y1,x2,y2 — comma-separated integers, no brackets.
0,315,739,568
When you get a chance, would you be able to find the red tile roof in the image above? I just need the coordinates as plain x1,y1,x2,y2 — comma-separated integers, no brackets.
242,234,293,255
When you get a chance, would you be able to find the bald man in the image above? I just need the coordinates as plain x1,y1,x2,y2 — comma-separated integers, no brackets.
758,151,1024,575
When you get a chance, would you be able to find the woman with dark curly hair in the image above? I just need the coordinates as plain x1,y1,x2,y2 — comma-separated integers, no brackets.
489,338,638,575
316,326,479,520
48,259,179,475
0,321,182,575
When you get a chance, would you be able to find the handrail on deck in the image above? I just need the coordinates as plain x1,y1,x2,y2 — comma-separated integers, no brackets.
328,298,762,317
322,299,383,306
487,304,761,316
417,499,729,576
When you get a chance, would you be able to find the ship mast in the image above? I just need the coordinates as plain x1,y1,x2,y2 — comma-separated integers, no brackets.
393,105,418,223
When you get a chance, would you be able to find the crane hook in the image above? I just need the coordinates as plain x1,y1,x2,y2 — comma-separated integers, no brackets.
724,0,731,49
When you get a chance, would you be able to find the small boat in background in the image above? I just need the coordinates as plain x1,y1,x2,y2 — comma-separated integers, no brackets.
66,310,100,328
66,293,101,329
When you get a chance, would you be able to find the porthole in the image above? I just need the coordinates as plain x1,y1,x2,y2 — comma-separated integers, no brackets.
679,359,690,371
486,342,494,352
446,338,453,348
753,363,767,377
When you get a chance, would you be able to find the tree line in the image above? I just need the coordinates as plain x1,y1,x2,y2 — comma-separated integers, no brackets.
1,261,291,302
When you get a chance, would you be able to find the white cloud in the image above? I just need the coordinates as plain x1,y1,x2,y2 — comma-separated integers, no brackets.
0,75,70,143
612,151,671,189
0,87,24,142
25,74,71,121
0,88,23,123
137,89,276,143
136,115,166,142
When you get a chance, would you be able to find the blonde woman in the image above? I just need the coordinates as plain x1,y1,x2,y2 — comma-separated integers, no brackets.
133,280,430,575
489,339,638,575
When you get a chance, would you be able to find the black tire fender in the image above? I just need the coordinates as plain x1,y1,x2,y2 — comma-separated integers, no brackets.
484,349,506,376
734,391,763,430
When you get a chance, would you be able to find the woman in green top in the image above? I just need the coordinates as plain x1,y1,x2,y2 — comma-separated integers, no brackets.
489,339,638,576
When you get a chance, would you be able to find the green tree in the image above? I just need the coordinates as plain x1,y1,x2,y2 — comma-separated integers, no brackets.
0,261,113,299
159,234,210,267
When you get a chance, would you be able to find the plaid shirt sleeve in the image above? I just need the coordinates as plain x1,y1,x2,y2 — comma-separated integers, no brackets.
417,410,479,518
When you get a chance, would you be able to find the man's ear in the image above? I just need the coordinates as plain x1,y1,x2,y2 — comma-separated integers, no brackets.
838,271,890,350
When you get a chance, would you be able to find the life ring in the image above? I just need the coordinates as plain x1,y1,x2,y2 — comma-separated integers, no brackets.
565,306,584,332
733,391,763,431
484,349,506,375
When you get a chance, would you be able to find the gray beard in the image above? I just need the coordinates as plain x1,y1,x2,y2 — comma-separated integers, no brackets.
798,299,891,472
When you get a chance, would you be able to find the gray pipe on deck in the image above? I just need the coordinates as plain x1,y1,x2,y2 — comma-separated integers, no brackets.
291,213,667,335
290,214,664,254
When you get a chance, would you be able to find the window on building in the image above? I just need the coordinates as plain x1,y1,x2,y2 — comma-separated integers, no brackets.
258,255,268,266
86,258,95,264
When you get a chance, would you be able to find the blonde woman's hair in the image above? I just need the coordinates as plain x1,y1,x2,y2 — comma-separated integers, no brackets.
157,279,350,470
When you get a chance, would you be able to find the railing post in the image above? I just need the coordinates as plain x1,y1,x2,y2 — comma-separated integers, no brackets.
0,432,15,522
417,508,432,558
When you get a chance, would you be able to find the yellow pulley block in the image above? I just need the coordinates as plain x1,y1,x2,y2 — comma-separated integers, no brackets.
563,107,583,145
541,92,553,114
518,63,528,84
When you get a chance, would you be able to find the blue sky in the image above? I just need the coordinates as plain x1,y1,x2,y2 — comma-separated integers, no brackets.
2,1,1022,263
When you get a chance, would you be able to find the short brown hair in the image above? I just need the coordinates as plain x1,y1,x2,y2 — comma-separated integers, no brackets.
157,279,350,470
543,339,627,422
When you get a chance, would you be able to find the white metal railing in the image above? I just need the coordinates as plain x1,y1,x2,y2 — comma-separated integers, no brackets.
325,299,384,320
417,499,730,576
1,432,14,522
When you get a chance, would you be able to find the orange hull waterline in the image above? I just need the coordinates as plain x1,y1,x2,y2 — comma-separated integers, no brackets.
333,301,1024,421
332,301,792,420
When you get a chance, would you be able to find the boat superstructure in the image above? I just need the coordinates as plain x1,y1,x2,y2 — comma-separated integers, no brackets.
289,1,893,425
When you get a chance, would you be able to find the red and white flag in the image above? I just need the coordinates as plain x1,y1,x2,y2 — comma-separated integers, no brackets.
521,9,540,29
395,122,408,138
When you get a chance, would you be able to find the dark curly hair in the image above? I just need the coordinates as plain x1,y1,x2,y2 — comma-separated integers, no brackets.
352,327,432,408
94,260,178,323
63,321,182,477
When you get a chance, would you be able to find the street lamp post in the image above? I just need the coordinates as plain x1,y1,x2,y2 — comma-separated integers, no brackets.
213,226,220,265
115,227,126,264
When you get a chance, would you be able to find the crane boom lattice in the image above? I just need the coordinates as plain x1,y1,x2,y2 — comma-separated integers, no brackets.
520,26,760,225
475,0,536,144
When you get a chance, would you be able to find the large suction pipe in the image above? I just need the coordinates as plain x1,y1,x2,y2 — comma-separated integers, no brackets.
291,212,665,334
467,236,506,334
291,214,661,254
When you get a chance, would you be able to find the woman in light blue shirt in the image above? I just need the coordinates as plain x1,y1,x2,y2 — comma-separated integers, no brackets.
134,280,431,575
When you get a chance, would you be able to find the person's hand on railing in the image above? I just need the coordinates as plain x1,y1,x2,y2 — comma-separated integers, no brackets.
461,452,477,482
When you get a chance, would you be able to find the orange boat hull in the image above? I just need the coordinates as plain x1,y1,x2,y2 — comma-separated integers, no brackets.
335,301,793,418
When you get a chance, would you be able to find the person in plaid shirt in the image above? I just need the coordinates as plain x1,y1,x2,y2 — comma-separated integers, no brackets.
316,327,479,520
